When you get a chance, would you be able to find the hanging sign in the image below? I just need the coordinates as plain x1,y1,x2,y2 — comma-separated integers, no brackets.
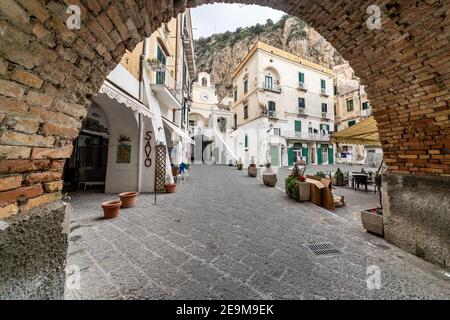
144,131,153,167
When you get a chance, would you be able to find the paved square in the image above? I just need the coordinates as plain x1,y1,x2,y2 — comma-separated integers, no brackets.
65,165,450,300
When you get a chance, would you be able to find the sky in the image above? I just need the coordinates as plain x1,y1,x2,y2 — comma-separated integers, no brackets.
191,4,285,39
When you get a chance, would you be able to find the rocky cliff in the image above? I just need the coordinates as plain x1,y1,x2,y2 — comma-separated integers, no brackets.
194,15,345,99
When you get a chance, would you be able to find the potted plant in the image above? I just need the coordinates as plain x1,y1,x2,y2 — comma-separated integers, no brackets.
361,207,384,236
316,171,327,179
102,200,122,219
165,173,177,193
237,158,243,170
148,57,165,72
262,163,277,187
118,192,138,208
248,156,257,177
285,163,310,201
334,168,345,186
118,135,131,145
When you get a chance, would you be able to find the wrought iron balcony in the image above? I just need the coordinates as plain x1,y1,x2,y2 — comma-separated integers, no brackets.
320,89,329,97
262,84,281,93
282,131,331,142
298,82,308,91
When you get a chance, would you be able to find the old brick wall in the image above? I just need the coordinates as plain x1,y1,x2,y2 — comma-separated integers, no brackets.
0,1,448,213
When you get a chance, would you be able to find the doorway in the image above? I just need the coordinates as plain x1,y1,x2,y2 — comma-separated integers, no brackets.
63,133,109,191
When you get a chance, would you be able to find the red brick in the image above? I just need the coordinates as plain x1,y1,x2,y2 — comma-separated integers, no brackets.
24,171,62,185
0,184,44,206
0,175,22,192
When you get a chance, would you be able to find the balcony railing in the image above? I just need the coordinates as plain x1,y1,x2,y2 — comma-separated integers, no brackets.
188,126,202,136
298,82,308,91
151,65,182,103
320,89,329,97
283,131,331,141
262,84,281,93
262,109,279,119
361,107,372,117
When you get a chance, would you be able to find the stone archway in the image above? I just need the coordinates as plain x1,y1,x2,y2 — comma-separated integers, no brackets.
0,0,449,298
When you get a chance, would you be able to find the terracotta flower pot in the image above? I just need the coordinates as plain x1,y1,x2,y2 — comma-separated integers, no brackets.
165,183,177,193
263,174,277,187
102,200,122,219
248,167,257,177
118,192,138,208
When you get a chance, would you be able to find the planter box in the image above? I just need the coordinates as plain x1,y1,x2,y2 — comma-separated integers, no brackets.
361,208,384,236
248,167,257,177
298,182,311,202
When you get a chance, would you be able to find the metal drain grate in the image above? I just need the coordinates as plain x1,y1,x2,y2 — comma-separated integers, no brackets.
304,242,342,257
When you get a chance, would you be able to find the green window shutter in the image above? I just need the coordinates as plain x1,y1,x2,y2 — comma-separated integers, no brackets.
244,134,248,148
328,146,334,165
271,146,280,167
321,79,326,89
156,46,167,85
317,147,323,165
288,148,294,166
299,72,304,83
302,147,309,164
295,120,302,132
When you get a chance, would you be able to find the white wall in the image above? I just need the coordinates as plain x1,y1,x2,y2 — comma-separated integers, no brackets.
95,94,140,194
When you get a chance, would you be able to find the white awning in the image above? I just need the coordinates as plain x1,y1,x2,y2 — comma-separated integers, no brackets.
162,118,194,145
99,80,154,119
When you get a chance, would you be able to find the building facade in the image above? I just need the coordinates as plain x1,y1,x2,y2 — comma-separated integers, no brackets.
63,10,196,193
333,63,383,166
189,72,235,165
230,42,335,167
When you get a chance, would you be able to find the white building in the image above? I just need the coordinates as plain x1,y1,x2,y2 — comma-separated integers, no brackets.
189,72,235,165
63,10,196,193
230,42,335,168
333,63,383,166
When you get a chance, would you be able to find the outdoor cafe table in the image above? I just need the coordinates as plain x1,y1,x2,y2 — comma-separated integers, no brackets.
351,173,368,191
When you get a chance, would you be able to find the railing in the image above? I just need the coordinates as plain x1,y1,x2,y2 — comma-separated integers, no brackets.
320,89,329,96
283,131,331,141
151,65,182,103
262,109,279,119
262,84,281,93
188,126,202,136
298,82,308,91
361,107,372,117
322,112,329,118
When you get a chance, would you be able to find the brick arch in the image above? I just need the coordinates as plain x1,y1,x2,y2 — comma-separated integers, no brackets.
0,0,448,297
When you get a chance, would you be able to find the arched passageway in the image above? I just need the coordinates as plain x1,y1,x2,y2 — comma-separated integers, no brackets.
0,0,448,298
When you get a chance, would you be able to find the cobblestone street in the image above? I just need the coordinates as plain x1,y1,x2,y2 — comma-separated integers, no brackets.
65,165,450,300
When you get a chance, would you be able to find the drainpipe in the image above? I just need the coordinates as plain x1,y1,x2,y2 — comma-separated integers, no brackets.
137,34,150,192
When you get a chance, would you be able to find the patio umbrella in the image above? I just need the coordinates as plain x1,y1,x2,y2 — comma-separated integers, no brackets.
331,116,381,146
